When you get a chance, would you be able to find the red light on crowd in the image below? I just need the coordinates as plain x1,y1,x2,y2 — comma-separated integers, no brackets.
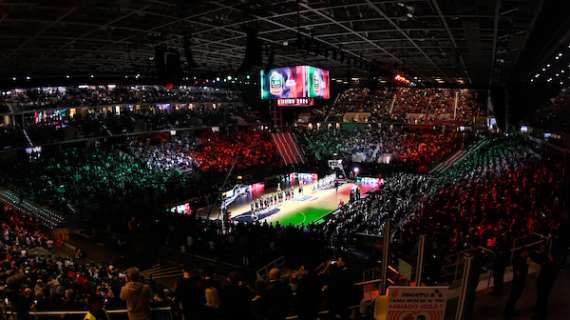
394,74,411,84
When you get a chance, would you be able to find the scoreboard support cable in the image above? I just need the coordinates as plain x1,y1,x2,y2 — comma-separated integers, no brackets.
271,100,284,129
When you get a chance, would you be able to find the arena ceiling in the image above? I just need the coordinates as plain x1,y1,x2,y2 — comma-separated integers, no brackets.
0,0,552,86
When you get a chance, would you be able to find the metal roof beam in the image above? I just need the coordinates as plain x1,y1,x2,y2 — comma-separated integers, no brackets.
489,0,502,85
212,2,366,63
3,7,76,59
365,0,445,76
429,0,471,83
298,3,401,63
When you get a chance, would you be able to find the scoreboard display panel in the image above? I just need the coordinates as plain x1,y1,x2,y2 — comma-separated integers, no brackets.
260,66,329,100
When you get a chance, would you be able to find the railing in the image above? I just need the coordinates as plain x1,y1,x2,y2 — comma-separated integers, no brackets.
284,278,382,320
440,246,496,287
512,232,550,255
0,188,66,229
256,255,286,280
5,306,173,320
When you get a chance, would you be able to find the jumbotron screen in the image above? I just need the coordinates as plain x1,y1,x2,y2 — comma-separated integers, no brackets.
260,66,330,100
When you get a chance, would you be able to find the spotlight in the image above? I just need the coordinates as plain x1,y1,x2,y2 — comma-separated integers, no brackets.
11,77,16,81
26,76,31,80
66,75,70,79
90,74,95,78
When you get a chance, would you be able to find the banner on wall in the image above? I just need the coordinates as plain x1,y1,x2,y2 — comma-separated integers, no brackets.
386,286,448,320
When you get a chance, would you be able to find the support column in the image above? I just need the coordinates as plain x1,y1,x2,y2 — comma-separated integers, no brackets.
415,235,426,286
454,91,459,120
504,86,510,132
380,219,391,294
455,254,479,320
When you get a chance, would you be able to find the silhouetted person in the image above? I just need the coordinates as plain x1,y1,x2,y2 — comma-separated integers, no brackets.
120,267,152,320
175,266,203,320
6,272,30,320
534,254,560,320
504,249,529,318
492,237,509,296
200,287,222,320
261,268,291,320
295,265,322,320
327,256,356,319
84,295,110,320
220,272,252,319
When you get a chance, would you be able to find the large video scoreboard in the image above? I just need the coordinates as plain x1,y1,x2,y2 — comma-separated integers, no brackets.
260,66,330,106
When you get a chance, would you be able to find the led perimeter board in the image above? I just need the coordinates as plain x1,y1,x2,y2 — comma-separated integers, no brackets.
260,66,330,100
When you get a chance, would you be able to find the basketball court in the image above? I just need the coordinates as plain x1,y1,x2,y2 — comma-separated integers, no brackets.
229,182,379,226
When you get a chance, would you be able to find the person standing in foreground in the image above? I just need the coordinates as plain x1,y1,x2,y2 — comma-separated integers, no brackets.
175,266,204,320
261,267,292,320
504,249,529,318
120,267,153,320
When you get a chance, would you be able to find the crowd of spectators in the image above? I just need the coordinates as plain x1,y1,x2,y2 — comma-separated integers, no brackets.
192,131,280,172
171,256,361,320
532,87,570,133
22,102,243,145
3,145,190,220
26,116,108,145
127,135,197,174
0,134,566,318
300,125,461,171
0,85,249,148
312,135,565,284
0,125,27,150
0,207,176,319
397,137,563,262
163,216,327,268
322,174,430,249
325,86,479,125
1,85,241,113
0,205,362,319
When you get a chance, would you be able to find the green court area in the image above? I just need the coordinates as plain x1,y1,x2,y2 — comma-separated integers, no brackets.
274,207,333,226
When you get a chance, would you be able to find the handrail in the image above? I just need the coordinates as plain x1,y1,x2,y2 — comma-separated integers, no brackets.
7,306,172,317
285,303,364,320
256,255,286,280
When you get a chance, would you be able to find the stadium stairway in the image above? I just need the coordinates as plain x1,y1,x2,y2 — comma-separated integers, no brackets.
430,138,490,175
0,188,66,229
429,149,465,175
271,132,306,166
141,263,183,281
